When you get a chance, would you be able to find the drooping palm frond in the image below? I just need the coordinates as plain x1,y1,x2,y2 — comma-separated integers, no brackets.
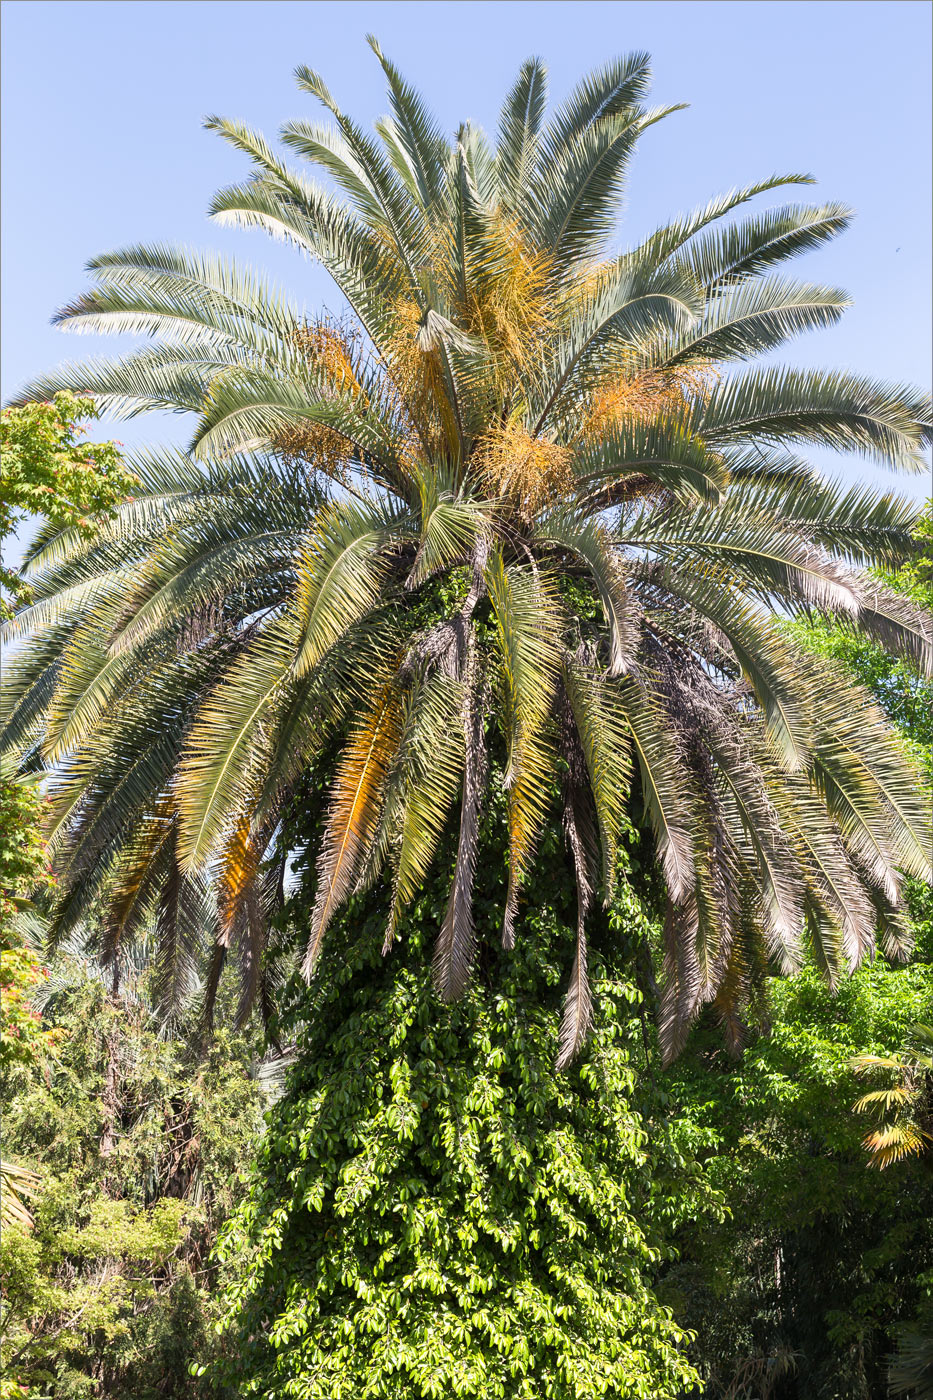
433,655,487,1000
4,43,930,1061
0,1159,41,1230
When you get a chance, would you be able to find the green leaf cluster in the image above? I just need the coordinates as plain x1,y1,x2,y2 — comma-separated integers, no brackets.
0,773,54,912
661,961,933,1397
212,810,708,1398
0,392,136,615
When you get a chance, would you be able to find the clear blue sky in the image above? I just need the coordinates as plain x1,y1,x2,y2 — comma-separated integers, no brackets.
2,0,931,518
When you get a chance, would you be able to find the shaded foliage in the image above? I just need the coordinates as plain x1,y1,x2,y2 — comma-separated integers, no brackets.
661,963,933,1398
0,962,263,1399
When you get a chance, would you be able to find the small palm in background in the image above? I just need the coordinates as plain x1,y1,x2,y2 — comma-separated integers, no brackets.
857,1020,933,1399
2,41,931,1063
851,1021,933,1168
0,1158,40,1230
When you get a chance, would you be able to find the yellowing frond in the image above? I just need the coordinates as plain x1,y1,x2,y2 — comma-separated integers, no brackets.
217,813,264,944
861,1123,930,1169
303,680,404,974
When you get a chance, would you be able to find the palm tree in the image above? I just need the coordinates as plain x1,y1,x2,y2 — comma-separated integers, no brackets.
0,1159,40,1230
851,1021,933,1168
3,43,931,1061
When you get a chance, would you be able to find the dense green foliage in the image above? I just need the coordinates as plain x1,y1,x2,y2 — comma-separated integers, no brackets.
213,805,710,1399
0,389,133,1070
0,963,263,1400
203,815,933,1400
662,962,933,1398
0,392,135,614
0,775,56,1076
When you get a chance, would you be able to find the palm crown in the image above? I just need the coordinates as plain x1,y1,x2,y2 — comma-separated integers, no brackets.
4,44,931,1061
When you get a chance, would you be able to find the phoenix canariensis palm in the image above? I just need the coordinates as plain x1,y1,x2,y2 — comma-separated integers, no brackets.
3,43,932,1061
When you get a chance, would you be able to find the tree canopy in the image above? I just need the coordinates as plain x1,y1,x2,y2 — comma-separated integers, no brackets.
3,43,931,1061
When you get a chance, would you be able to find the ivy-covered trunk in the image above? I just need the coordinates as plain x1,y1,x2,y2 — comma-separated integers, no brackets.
211,824,706,1399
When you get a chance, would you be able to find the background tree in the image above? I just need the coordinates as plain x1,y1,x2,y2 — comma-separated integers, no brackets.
659,960,933,1399
0,392,136,616
1,388,135,1079
0,950,263,1400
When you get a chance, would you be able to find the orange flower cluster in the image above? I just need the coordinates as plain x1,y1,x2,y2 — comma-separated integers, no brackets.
580,364,717,441
473,421,574,520
272,322,366,479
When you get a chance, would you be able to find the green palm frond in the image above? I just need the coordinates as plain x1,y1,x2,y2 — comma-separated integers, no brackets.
366,36,448,216
387,672,466,950
292,500,399,676
694,366,932,471
614,674,695,902
562,659,634,900
405,467,488,589
629,174,817,269
572,419,729,508
536,511,638,675
486,550,564,946
541,51,653,158
676,201,853,287
497,57,548,210
175,612,300,868
658,277,850,368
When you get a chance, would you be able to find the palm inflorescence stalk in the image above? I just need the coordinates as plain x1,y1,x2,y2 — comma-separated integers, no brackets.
3,43,931,1061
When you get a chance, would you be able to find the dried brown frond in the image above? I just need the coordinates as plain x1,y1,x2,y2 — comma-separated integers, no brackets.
472,421,573,521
